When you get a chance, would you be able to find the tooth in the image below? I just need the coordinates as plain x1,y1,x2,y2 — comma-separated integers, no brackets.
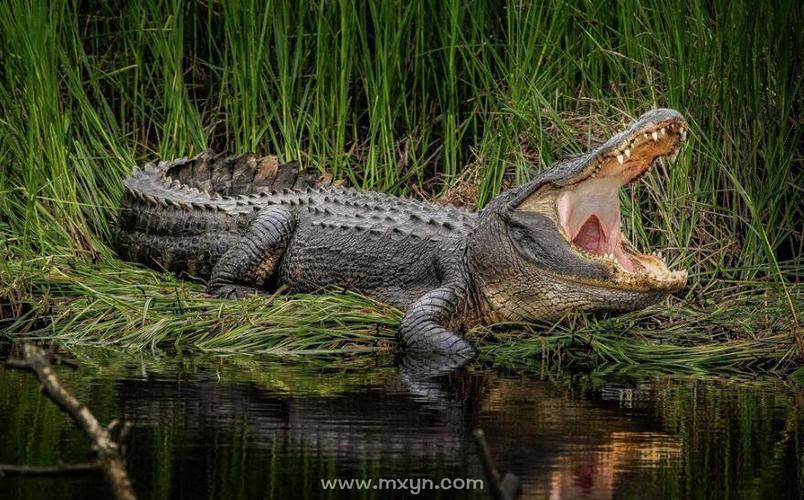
660,128,666,136
681,130,687,141
625,148,631,158
590,172,596,178
644,133,650,140
651,131,659,141
617,154,624,165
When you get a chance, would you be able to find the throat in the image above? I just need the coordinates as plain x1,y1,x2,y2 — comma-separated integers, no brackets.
572,216,606,254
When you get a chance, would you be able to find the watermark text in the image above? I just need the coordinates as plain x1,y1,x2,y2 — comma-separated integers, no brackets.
320,476,485,495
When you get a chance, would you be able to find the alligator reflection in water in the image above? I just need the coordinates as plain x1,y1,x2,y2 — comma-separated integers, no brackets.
0,350,800,499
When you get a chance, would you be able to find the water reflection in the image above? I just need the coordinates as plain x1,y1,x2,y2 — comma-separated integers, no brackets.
0,347,801,499
545,431,681,500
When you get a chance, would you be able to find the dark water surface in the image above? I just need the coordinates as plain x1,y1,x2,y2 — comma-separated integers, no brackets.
0,345,801,500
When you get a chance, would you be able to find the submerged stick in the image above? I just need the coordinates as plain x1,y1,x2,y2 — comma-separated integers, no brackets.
3,344,137,500
472,428,522,500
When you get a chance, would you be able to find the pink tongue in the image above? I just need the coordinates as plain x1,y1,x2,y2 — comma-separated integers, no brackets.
572,216,605,254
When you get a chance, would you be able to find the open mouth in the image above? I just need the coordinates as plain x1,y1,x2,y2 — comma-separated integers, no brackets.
554,117,689,289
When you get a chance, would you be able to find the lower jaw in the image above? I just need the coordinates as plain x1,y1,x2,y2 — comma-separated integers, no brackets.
572,238,638,273
478,273,673,324
565,243,687,291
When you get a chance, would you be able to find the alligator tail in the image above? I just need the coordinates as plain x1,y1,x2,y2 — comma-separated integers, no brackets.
116,150,328,278
124,150,325,200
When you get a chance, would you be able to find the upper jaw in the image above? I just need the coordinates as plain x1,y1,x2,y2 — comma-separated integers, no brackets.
558,108,689,187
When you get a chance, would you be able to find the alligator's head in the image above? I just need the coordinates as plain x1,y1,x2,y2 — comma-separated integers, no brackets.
470,109,689,322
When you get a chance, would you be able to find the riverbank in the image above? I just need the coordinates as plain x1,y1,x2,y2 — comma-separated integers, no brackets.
0,0,800,376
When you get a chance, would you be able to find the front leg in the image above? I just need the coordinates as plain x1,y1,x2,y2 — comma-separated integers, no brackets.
208,206,294,298
399,281,476,360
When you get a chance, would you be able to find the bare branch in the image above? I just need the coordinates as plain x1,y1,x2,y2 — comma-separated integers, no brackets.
5,344,137,500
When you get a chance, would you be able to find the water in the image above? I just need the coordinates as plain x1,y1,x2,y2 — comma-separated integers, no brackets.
0,345,801,499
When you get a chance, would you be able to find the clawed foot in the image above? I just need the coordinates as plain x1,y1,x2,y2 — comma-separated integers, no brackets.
397,339,477,380
404,333,477,361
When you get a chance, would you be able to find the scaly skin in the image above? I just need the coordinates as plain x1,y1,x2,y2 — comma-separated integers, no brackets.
116,109,691,365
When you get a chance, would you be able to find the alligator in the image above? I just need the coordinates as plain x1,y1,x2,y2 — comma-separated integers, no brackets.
116,108,689,363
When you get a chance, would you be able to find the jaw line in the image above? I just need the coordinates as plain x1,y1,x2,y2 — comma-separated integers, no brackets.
552,118,690,291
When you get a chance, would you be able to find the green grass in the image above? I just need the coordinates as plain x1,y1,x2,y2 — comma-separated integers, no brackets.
0,0,801,374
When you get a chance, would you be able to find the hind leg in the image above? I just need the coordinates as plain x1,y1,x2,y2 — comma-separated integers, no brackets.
208,207,294,299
